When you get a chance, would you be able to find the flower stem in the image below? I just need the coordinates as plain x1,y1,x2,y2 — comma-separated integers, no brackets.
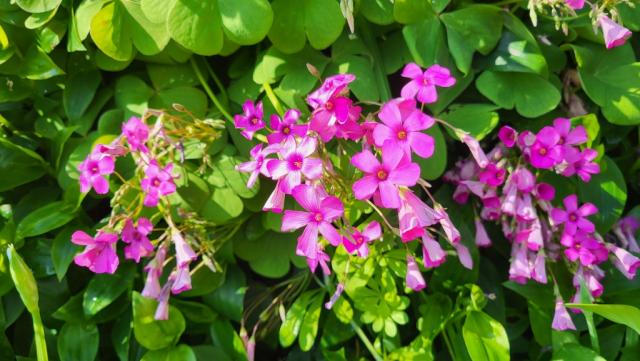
262,82,285,116
32,311,49,361
190,57,233,123
350,320,383,361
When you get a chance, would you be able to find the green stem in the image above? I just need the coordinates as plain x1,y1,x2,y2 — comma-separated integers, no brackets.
442,327,456,361
350,320,383,361
262,82,284,116
32,311,48,361
492,0,522,6
190,57,233,123
202,60,229,106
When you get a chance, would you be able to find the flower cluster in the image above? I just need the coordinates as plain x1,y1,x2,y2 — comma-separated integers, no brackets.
73,112,225,319
235,63,491,297
445,120,640,331
526,0,633,49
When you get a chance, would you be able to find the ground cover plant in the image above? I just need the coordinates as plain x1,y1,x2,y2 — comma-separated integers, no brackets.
1,0,640,360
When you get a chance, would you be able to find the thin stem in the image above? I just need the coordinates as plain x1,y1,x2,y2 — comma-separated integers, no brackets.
203,61,229,106
492,0,522,6
32,311,49,361
262,82,284,116
442,327,456,361
350,320,383,361
190,57,233,123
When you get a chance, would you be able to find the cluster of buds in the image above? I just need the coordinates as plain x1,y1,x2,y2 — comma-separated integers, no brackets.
234,63,487,297
73,111,226,319
528,0,633,48
445,119,639,331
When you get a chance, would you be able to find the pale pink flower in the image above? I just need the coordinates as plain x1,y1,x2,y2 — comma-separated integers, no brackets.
267,137,323,194
435,204,461,244
599,15,632,49
406,255,426,291
475,218,492,247
422,234,446,268
552,297,576,330
609,244,640,279
236,144,279,188
171,264,192,294
325,283,345,310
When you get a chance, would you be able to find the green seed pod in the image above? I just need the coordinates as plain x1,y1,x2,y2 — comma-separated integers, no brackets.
7,244,39,314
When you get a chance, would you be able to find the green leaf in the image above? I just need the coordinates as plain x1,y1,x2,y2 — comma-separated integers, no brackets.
203,264,246,322
63,70,101,123
304,0,345,50
402,15,447,68
332,55,379,101
90,2,134,61
440,104,499,141
234,231,296,278
115,74,154,118
578,156,626,233
171,300,217,324
20,45,64,80
279,290,316,347
83,263,135,316
0,138,46,192
149,86,208,118
16,0,61,13
57,322,99,361
462,311,510,361
142,345,197,361
16,201,77,238
476,71,560,118
209,318,248,361
415,124,446,180
360,0,394,25
393,0,432,24
441,5,502,74
132,291,186,351
218,0,273,45
566,303,640,335
167,0,223,55
121,0,171,55
141,0,175,23
299,292,323,351
76,0,105,41
201,187,243,224
552,343,606,361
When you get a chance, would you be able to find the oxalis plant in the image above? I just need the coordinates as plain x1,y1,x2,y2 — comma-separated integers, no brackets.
1,0,640,360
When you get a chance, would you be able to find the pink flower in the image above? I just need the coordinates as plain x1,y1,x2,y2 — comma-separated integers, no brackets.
529,126,562,169
609,244,640,279
398,189,439,241
531,251,547,283
236,144,279,188
71,231,119,274
564,233,608,266
509,242,531,284
565,0,584,9
325,283,345,310
267,109,308,144
460,133,489,168
142,246,166,298
267,137,323,194
422,234,446,268
307,74,361,142
282,184,344,258
552,297,576,330
307,74,355,109
122,217,154,263
154,284,171,320
78,151,115,194
141,161,176,207
373,99,435,158
553,118,587,148
400,63,456,104
435,204,461,244
479,163,505,186
551,194,597,238
454,243,473,269
307,249,331,275
234,100,264,140
263,179,286,213
351,144,420,208
172,229,197,267
342,221,381,258
599,15,632,49
498,126,517,148
171,264,192,294
122,116,149,153
616,216,640,252
562,148,600,182
535,182,556,201
475,218,492,247
97,144,128,157
406,255,426,291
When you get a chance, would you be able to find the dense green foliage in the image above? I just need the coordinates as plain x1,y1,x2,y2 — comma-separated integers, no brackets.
0,0,639,360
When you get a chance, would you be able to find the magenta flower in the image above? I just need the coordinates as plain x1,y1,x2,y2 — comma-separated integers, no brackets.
373,98,435,158
263,179,286,213
172,229,197,267
562,148,600,182
435,204,461,244
72,231,119,274
122,116,149,153
609,244,640,279
398,189,439,241
479,163,505,187
460,133,489,168
307,74,355,109
475,218,492,247
142,246,166,298
553,118,587,148
154,285,171,320
267,109,308,144
234,100,264,140
282,184,344,258
616,216,640,253
531,251,547,284
342,221,381,258
267,137,323,194
564,233,608,266
236,144,279,188
509,243,531,284
97,144,128,157
599,15,632,49
307,249,331,275
422,235,446,268
406,255,426,291
535,182,556,201
551,194,597,238
122,217,154,263
552,297,576,331
141,161,176,207
498,126,518,148
400,63,456,104
171,264,192,294
455,243,473,269
351,144,420,208
529,126,562,169
310,97,361,142
565,0,584,9
78,151,115,195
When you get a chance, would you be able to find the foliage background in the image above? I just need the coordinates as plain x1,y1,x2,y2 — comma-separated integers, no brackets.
0,0,639,360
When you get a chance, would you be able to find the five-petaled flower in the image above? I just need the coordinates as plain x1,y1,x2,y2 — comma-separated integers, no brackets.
72,231,119,274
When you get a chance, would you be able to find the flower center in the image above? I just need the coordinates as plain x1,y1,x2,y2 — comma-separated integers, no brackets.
397,130,407,140
422,77,430,86
376,170,388,180
250,117,259,125
90,166,99,173
314,213,324,222
557,138,565,145
569,213,577,222
538,147,547,156
282,126,291,135
289,154,304,170
152,178,161,187
326,101,334,111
